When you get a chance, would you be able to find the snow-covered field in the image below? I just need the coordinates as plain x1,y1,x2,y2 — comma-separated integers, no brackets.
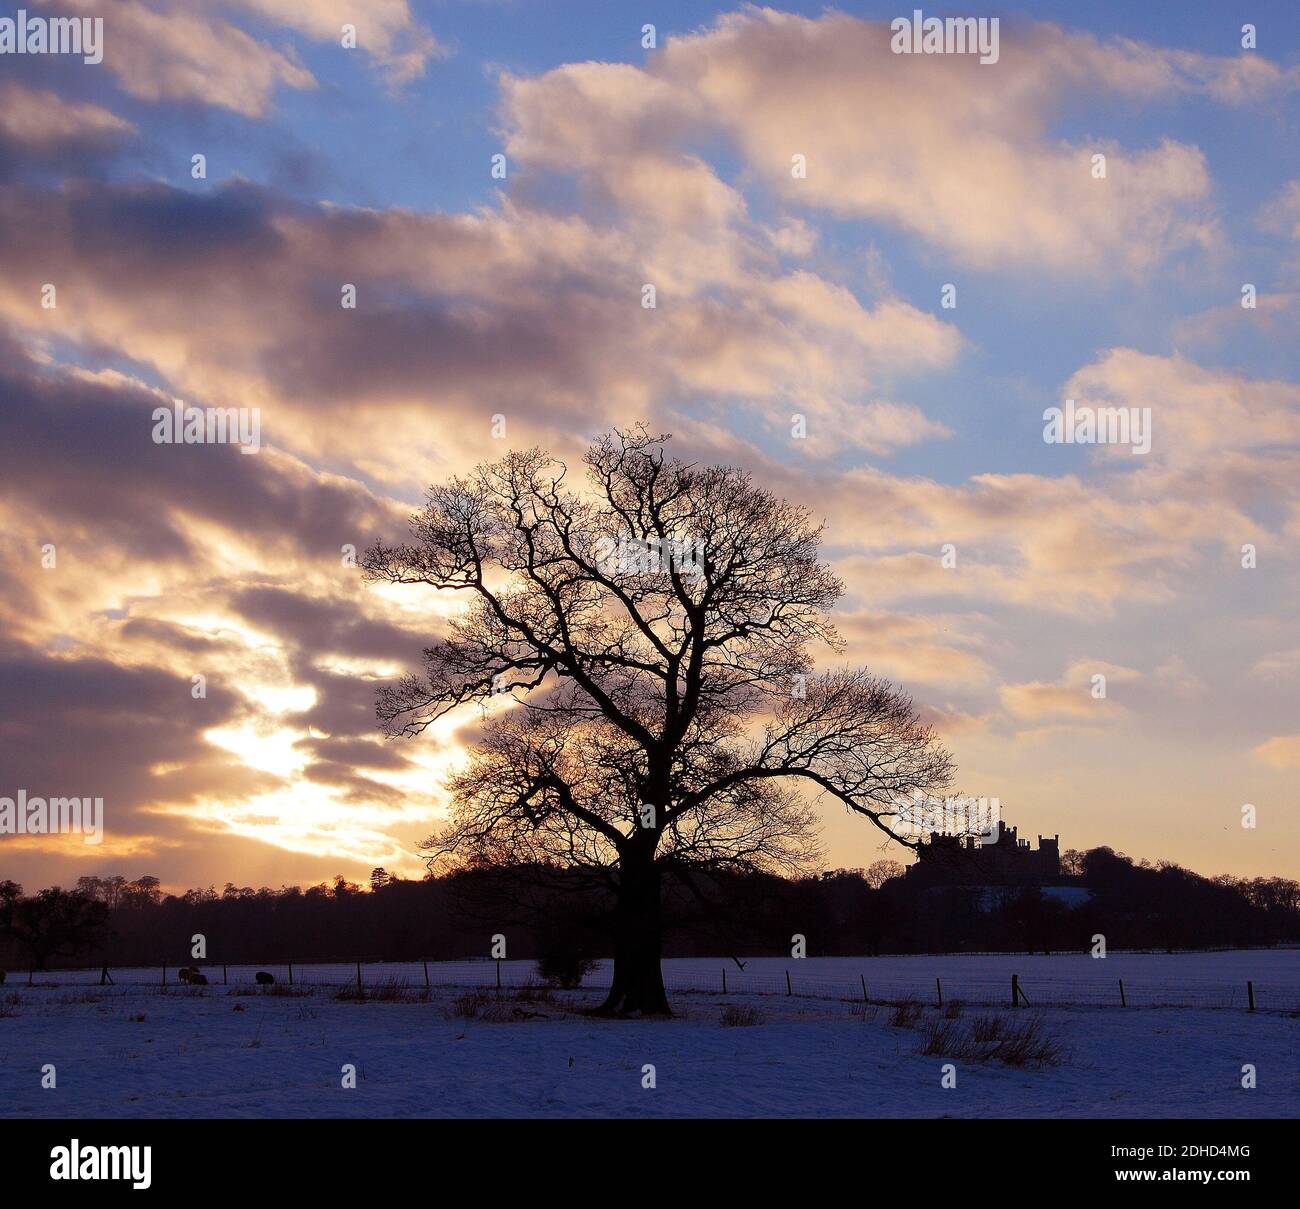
2,952,1295,1118
15,948,1299,1008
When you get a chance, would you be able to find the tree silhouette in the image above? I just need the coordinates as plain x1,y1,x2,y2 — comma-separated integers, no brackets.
0,882,110,970
363,429,953,1014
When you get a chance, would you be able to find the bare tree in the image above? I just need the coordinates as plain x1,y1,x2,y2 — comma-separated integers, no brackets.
363,429,953,1014
0,882,110,971
865,859,906,889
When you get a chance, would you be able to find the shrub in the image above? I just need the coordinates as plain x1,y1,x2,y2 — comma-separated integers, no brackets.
918,1018,964,1056
986,1016,1065,1067
720,1004,760,1027
889,998,923,1027
448,990,511,1022
914,1012,1064,1067
536,944,598,990
336,976,417,1003
512,979,553,1004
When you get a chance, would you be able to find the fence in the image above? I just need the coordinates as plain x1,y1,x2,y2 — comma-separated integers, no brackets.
8,958,1297,1012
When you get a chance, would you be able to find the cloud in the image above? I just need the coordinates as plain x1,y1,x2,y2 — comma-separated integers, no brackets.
0,80,131,149
1253,649,1300,682
70,0,316,117
0,172,961,477
1252,735,1300,770
495,10,1285,274
230,0,447,84
0,640,252,842
1000,660,1139,721
3,5,1299,888
821,346,1300,617
40,0,444,115
1261,180,1300,242
0,336,444,875
1173,292,1300,351
834,609,993,690
1064,348,1300,465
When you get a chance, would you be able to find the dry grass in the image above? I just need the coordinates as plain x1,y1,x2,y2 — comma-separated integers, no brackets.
227,983,313,998
719,1004,761,1027
889,998,923,1028
448,990,514,1022
511,979,554,1004
335,977,428,1003
917,1012,1065,1067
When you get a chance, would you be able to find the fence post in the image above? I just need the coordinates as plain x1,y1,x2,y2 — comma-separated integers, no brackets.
496,958,502,990
423,961,429,989
28,968,33,987
162,964,166,986
936,977,943,1008
1010,973,1019,1007
785,969,792,997
1119,978,1126,1007
722,967,727,994
861,974,868,1003
1247,980,1255,1012
288,961,293,987
100,965,111,986
356,961,362,989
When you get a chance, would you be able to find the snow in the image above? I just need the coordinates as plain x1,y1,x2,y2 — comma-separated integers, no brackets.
18,947,1296,1008
1,952,1295,1118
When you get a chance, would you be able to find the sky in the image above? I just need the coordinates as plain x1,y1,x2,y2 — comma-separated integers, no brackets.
1,0,1298,893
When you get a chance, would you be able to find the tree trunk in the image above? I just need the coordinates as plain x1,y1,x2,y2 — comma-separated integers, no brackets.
593,847,671,1016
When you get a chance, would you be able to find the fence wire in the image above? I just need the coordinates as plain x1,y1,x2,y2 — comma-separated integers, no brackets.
11,959,1297,1012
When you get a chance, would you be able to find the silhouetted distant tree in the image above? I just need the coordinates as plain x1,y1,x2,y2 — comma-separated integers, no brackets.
363,428,954,1014
0,883,110,970
865,859,905,889
1059,849,1086,878
6,851,1296,969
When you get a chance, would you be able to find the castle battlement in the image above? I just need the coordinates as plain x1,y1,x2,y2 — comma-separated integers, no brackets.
904,819,1062,887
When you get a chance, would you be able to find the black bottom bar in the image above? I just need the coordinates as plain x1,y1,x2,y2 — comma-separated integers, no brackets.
6,1117,1288,1194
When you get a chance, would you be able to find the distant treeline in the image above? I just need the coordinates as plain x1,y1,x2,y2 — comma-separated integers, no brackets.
2,846,1297,970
